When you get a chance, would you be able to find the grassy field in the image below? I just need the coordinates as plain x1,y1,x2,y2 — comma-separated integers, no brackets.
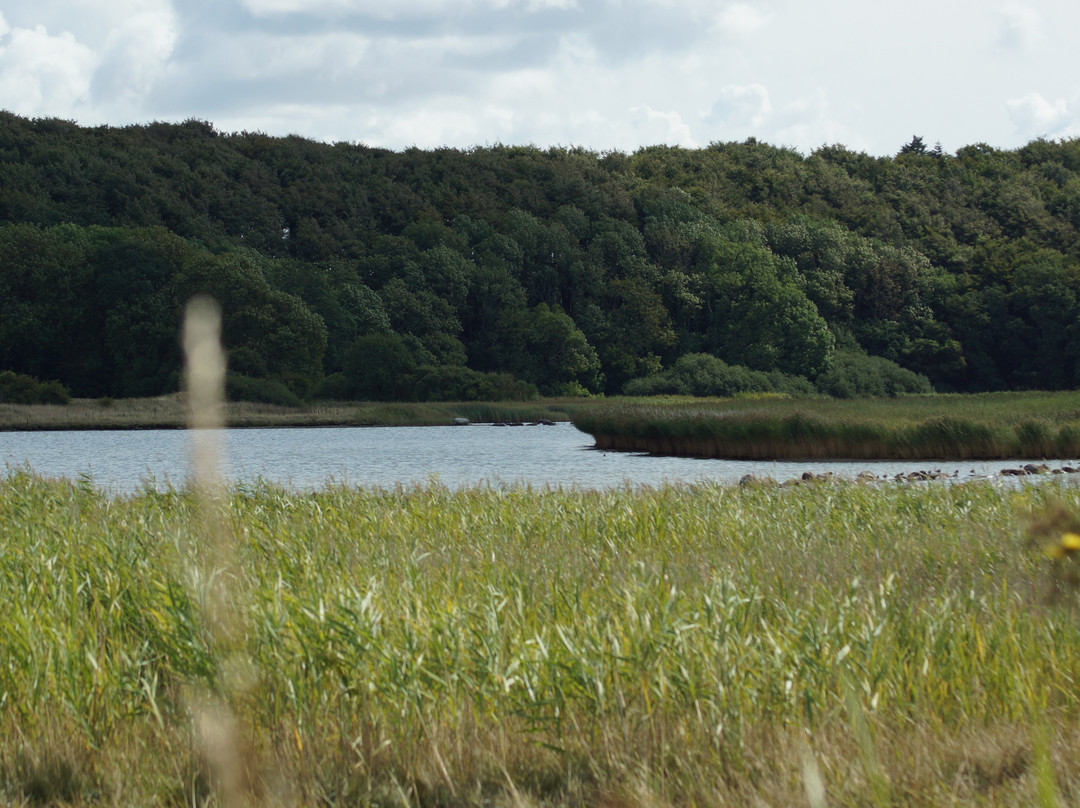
573,391,1080,460
0,395,590,431
3,471,1080,806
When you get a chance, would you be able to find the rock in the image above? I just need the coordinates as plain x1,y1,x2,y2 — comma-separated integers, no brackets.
1000,468,1026,476
452,417,469,426
1024,463,1049,475
739,474,777,487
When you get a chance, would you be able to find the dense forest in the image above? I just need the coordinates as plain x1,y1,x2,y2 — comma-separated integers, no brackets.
1,112,1079,403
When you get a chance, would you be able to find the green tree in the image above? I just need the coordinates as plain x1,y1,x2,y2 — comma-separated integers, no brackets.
510,304,603,395
899,135,928,156
342,333,418,401
696,222,834,377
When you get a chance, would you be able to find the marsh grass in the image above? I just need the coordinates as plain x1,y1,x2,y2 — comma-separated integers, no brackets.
575,391,1080,460
3,470,1080,804
0,397,588,432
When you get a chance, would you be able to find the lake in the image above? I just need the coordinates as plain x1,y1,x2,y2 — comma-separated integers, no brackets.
1,422,1074,493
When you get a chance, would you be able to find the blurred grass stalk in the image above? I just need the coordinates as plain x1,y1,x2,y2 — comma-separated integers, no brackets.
184,295,226,488
183,295,254,806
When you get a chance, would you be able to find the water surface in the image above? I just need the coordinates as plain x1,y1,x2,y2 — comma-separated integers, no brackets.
1,422,1074,493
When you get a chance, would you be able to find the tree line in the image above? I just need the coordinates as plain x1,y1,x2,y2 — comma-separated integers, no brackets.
1,113,1079,402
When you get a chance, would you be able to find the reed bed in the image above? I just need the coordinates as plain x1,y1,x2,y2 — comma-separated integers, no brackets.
3,472,1080,805
0,397,585,431
575,391,1080,460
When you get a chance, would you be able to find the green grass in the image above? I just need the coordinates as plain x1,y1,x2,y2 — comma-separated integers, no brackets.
0,395,595,431
4,471,1080,805
574,391,1080,460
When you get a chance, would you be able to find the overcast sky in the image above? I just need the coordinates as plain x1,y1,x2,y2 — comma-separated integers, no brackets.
1,0,1078,156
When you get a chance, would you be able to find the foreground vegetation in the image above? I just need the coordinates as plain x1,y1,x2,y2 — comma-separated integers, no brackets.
0,395,588,431
3,471,1080,805
574,391,1080,460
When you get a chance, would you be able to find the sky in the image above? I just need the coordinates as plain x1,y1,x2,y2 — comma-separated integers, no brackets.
1,0,1078,157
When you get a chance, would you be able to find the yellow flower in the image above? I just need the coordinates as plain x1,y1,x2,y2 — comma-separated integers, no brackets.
1045,532,1080,560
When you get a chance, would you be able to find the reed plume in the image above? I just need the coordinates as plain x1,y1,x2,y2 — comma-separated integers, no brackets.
183,295,260,806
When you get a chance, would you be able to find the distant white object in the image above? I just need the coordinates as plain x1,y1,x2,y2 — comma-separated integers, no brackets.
452,417,469,426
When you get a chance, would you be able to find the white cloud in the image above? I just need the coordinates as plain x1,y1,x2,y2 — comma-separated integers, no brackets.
997,3,1043,50
630,105,696,146
238,0,571,18
0,21,99,116
554,30,598,66
95,2,177,104
712,2,769,37
767,89,853,152
387,105,511,147
2,0,1080,156
706,84,771,129
526,0,580,10
239,0,441,17
241,32,374,80
1006,91,1073,137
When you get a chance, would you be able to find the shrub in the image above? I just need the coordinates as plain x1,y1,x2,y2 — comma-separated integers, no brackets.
225,372,302,407
814,350,932,398
342,334,417,401
409,366,538,402
228,346,270,379
475,372,538,402
308,372,354,401
0,371,71,405
623,354,814,398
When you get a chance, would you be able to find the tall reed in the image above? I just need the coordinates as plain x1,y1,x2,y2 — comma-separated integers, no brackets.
575,394,1080,460
3,471,1080,804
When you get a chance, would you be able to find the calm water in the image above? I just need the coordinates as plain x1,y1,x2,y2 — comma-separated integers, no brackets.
1,422,1075,493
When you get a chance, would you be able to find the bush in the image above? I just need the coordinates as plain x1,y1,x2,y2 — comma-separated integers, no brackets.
313,362,538,403
623,354,814,398
342,334,417,401
0,371,71,405
814,350,933,398
409,365,538,402
476,372,538,402
308,372,354,401
228,346,269,379
225,372,302,407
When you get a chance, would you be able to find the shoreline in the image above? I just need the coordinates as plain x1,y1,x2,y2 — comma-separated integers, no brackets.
0,396,586,432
